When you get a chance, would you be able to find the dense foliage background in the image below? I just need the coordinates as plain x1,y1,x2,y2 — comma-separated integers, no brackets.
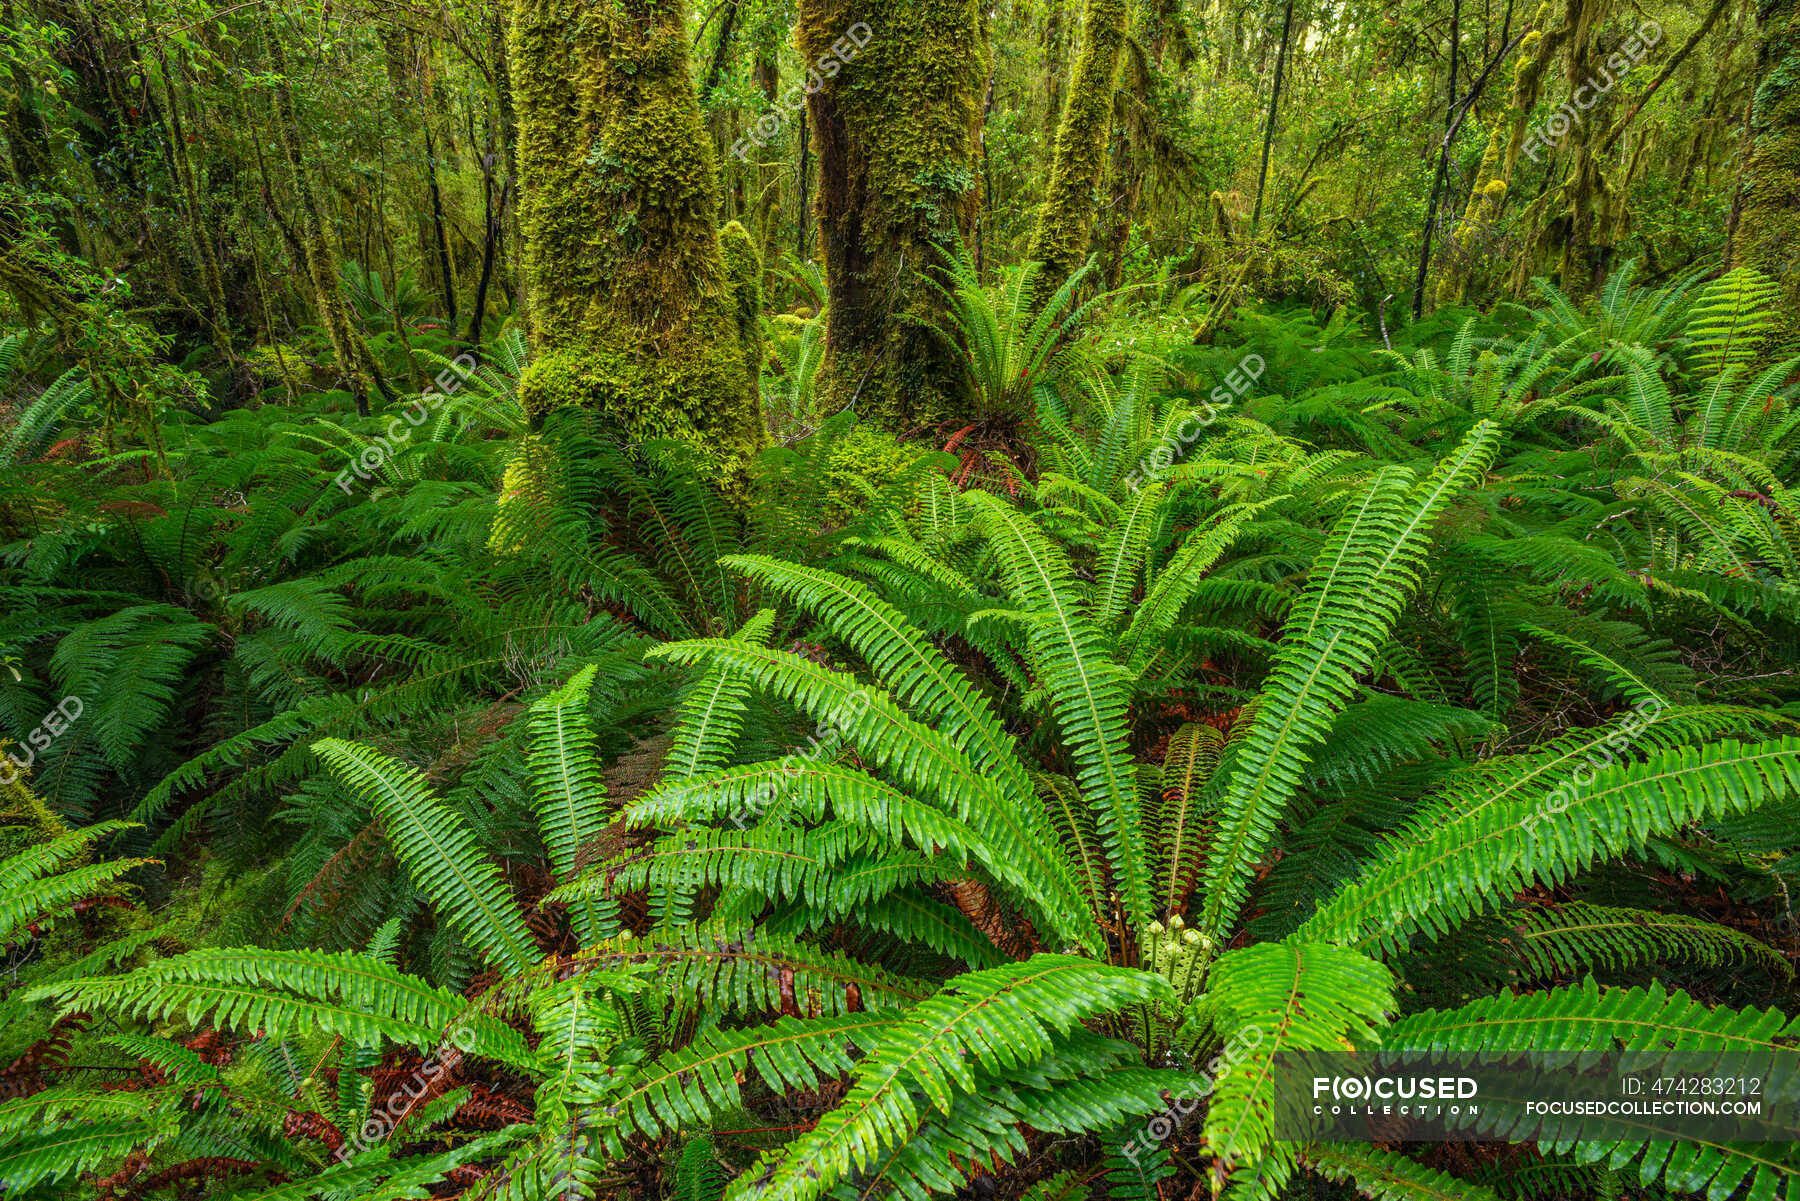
2,0,1800,1195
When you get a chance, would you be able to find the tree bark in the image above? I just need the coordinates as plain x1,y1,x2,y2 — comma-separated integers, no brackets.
508,0,763,470
264,17,390,417
1028,0,1128,285
1251,0,1295,232
799,0,989,432
1733,0,1800,336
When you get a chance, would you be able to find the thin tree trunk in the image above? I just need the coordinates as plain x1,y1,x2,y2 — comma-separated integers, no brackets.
465,140,504,360
263,15,391,416
796,105,811,262
423,124,458,324
1412,0,1463,317
1251,0,1295,233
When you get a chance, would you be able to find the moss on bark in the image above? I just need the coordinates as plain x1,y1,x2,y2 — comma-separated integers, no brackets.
719,220,764,400
263,21,389,417
1437,6,1562,306
798,0,988,433
508,0,763,471
1029,0,1128,286
1738,0,1800,340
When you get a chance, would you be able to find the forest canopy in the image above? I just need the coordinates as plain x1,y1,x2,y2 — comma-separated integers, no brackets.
2,0,1800,1196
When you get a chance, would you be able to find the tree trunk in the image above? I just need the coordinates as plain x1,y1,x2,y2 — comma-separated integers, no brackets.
508,0,763,470
489,9,523,306
264,19,390,417
799,0,989,433
1411,0,1465,317
153,43,237,379
465,138,504,360
1734,0,1800,335
1436,0,1552,308
1555,0,1607,295
1251,0,1295,232
1028,0,1128,285
422,123,459,325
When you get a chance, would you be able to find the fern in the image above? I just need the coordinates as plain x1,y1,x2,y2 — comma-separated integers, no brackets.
527,664,614,941
723,955,1172,1201
32,948,533,1062
1687,267,1780,376
313,737,538,974
1302,729,1800,956
1196,940,1395,1175
1380,980,1800,1200
1506,902,1793,981
1195,422,1501,945
1302,1144,1505,1201
971,494,1152,933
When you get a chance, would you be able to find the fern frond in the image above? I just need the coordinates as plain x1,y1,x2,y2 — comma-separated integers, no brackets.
313,738,537,974
1303,732,1800,956
1302,1144,1503,1201
640,642,1098,951
571,923,935,1016
1379,979,1800,1200
1197,423,1501,945
1198,940,1395,1175
0,1118,176,1193
32,948,532,1063
601,1012,887,1153
664,609,777,780
1152,722,1222,918
1687,267,1780,377
724,955,1172,1201
971,493,1152,934
527,664,614,942
1507,902,1793,981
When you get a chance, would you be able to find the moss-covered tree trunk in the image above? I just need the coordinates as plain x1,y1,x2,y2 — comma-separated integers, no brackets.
1436,4,1565,306
1029,0,1128,285
799,0,988,432
508,0,762,469
1735,0,1800,335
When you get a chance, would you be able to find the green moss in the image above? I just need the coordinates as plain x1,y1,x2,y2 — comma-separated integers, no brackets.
1739,0,1800,342
509,0,762,473
264,22,387,411
0,770,67,859
1028,0,1128,285
821,425,929,524
517,336,760,461
798,0,989,432
719,220,765,400
1435,3,1560,308
163,856,286,949
768,312,812,369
